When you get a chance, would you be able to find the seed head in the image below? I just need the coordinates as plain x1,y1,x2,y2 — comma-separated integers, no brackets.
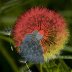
12,7,69,63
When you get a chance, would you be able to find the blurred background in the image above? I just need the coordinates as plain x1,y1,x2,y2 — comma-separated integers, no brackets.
0,0,72,72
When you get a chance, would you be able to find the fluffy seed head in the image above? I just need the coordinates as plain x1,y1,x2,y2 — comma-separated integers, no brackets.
12,7,69,62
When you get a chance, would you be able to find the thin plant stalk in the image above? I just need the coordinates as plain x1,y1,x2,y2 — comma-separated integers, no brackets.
0,43,19,72
56,56,72,59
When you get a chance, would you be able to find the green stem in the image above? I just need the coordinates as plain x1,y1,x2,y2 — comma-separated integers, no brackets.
0,0,19,13
63,46,72,52
0,35,14,45
43,63,49,72
56,56,72,59
0,0,33,13
0,44,19,72
19,60,33,71
40,64,43,72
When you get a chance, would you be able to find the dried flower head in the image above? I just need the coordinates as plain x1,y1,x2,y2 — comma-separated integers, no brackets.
12,7,69,63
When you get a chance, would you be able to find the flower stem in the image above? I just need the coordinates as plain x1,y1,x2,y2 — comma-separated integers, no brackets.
63,46,72,52
0,34,14,45
0,43,19,72
56,56,72,59
40,64,43,72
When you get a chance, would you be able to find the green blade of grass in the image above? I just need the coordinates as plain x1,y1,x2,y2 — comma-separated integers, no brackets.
0,42,19,72
19,60,33,72
40,64,43,72
0,0,33,13
56,56,72,59
0,34,14,45
63,46,72,53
